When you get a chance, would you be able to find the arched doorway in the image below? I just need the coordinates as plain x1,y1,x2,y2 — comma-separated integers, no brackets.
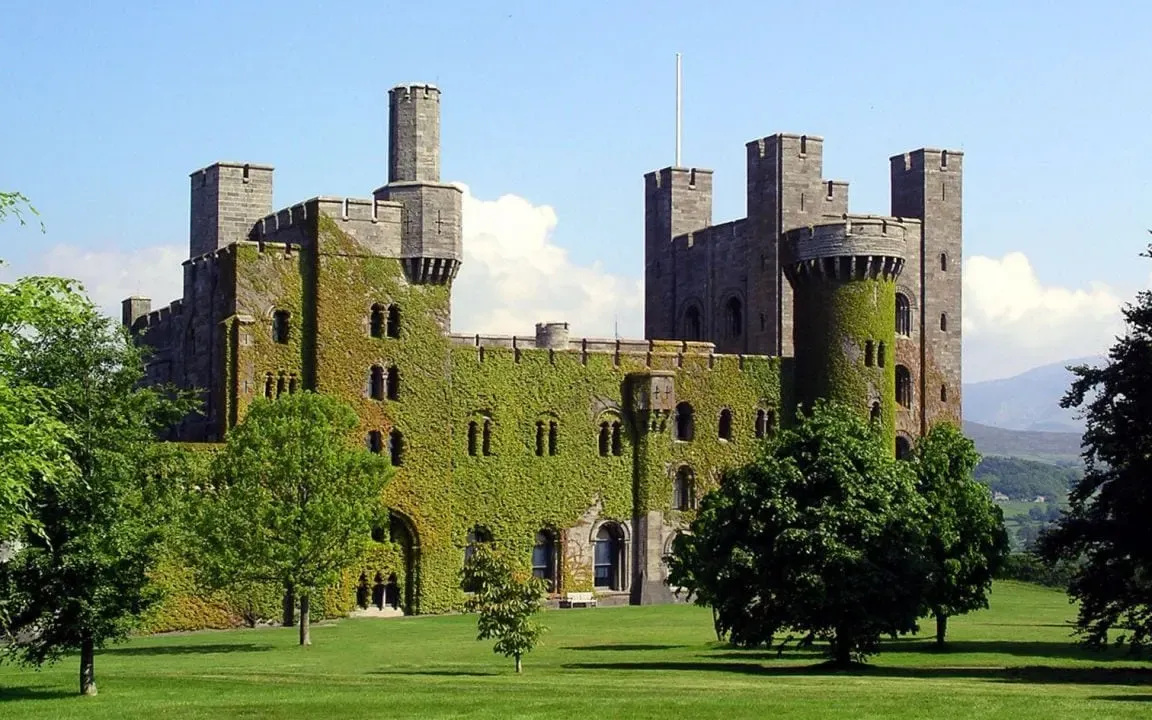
387,510,420,615
593,522,627,591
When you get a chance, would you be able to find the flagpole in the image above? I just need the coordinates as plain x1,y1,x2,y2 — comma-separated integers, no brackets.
675,53,682,167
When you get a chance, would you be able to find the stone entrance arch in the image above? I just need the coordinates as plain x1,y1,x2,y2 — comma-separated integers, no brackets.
387,509,421,615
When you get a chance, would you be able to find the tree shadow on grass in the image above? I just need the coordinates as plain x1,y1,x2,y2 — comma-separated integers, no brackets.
0,686,74,702
370,669,498,677
564,644,686,651
102,643,273,656
892,640,1141,663
1092,695,1152,702
562,661,1152,687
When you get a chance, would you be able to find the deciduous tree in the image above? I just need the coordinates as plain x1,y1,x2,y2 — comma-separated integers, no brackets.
1039,239,1152,654
189,392,391,646
0,289,196,696
667,400,930,665
462,543,547,673
910,423,1009,645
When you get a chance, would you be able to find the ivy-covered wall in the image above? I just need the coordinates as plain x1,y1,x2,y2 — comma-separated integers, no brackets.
791,275,897,446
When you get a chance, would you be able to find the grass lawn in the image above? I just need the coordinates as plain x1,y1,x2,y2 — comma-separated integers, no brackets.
1,581,1149,719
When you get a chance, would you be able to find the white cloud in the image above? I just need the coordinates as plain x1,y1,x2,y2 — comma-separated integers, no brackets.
3,244,185,321
450,184,643,338
963,252,1127,381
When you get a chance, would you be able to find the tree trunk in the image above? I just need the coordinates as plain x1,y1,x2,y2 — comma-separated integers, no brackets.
935,611,948,646
80,637,97,696
832,633,852,667
515,653,522,674
299,593,311,646
282,584,295,627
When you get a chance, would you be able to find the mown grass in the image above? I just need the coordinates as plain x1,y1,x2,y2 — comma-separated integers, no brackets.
1,581,1149,719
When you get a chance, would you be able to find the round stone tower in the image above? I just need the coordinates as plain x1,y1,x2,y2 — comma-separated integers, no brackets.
534,322,570,350
783,215,907,447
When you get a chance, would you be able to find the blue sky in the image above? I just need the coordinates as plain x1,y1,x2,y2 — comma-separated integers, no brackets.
1,1,1149,382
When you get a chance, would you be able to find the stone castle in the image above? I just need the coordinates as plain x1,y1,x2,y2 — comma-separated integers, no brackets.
123,83,961,617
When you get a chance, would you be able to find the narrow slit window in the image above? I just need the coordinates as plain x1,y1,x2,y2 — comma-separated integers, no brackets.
598,422,610,457
611,421,623,456
865,340,875,367
535,421,545,457
468,421,479,456
482,419,493,456
386,366,400,400
548,421,558,456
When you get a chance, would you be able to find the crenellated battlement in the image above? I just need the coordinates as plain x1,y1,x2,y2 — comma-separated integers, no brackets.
890,148,963,173
390,83,440,101
783,214,917,284
448,330,773,371
249,197,404,244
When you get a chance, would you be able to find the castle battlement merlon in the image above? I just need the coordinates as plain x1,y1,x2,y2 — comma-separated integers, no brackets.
188,161,275,179
890,148,963,172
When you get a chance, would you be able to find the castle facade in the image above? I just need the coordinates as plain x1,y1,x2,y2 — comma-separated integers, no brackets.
124,83,961,617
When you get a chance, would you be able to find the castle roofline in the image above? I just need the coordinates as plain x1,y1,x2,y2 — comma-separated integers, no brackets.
888,147,964,160
188,161,275,177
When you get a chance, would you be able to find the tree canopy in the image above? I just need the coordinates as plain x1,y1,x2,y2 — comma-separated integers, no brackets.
189,392,391,646
911,423,1010,644
667,399,930,665
1038,239,1152,654
0,286,197,695
462,543,547,673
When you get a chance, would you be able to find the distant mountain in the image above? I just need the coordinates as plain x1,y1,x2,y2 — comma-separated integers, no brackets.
963,420,1083,466
962,356,1104,433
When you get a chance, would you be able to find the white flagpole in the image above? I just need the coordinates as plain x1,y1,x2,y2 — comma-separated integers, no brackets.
675,53,682,167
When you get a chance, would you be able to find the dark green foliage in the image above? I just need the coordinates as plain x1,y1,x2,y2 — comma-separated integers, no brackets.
667,399,929,665
996,552,1080,589
188,392,391,646
973,456,1080,500
911,424,1010,644
0,289,197,695
1039,239,1152,654
461,543,547,673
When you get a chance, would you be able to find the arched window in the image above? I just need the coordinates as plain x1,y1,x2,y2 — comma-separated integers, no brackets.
389,429,404,467
370,304,386,338
535,421,545,457
593,523,625,591
369,365,385,400
467,421,479,456
611,421,623,456
870,401,881,424
877,342,887,368
683,306,702,341
896,435,913,460
598,422,610,457
276,373,286,398
673,466,696,510
548,421,558,456
896,365,913,409
386,366,400,400
940,384,948,403
725,297,743,339
940,313,948,332
288,374,298,394
367,430,383,454
865,340,875,367
386,305,401,339
718,409,733,441
464,526,492,566
940,252,948,272
895,293,911,336
531,530,558,593
482,418,493,456
755,409,766,438
272,310,290,344
675,402,694,441
264,373,274,399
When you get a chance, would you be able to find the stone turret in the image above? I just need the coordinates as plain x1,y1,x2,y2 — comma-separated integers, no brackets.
374,83,462,286
783,214,908,451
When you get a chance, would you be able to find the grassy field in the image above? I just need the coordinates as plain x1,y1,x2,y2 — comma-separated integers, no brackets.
1,581,1149,719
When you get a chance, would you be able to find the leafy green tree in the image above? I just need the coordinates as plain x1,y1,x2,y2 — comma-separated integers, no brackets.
0,190,42,230
667,399,930,666
1038,239,1152,654
462,543,547,673
189,392,391,646
0,289,197,695
910,423,1010,645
